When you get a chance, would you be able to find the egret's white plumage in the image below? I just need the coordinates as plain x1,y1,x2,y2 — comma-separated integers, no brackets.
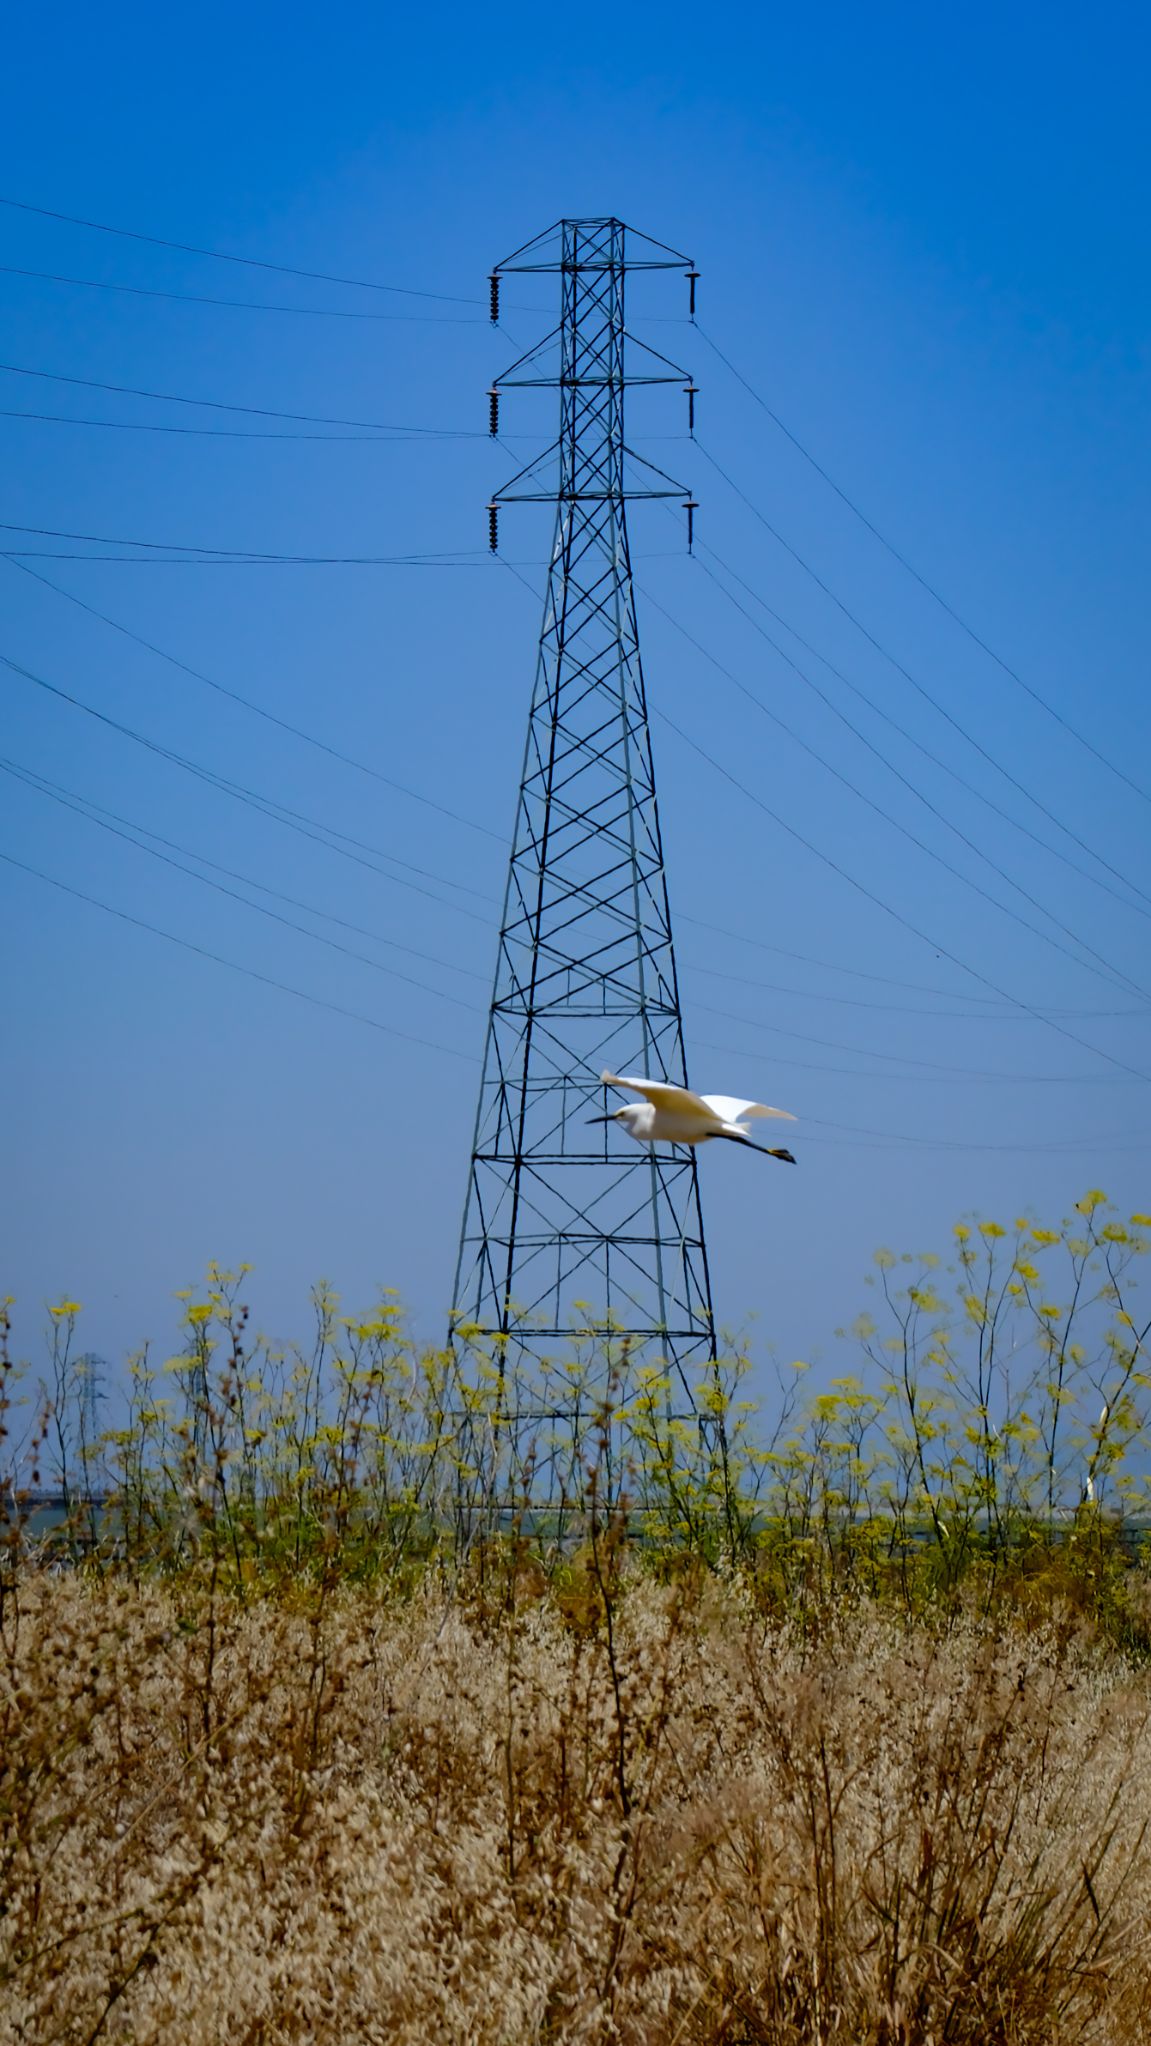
697,1094,792,1127
590,1072,797,1163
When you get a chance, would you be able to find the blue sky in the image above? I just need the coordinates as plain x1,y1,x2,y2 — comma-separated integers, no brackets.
2,1,1148,1387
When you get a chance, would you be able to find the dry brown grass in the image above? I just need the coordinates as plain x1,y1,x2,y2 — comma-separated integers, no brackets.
3,1570,1151,2044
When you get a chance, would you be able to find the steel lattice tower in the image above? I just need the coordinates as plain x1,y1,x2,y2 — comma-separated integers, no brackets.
452,218,713,1390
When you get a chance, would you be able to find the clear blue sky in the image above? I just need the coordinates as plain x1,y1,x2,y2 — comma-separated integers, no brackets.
2,1,1148,1388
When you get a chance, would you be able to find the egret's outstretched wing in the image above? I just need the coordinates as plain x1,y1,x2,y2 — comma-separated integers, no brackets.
699,1094,796,1125
600,1071,715,1123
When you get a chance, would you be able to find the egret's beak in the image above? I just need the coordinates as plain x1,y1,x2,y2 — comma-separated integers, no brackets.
585,1114,613,1125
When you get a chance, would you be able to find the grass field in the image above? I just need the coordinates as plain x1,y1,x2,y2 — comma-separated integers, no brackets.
4,1193,1151,2040
5,1568,1151,2044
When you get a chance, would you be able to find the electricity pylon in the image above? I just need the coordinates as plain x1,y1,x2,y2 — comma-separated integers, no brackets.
452,218,713,1396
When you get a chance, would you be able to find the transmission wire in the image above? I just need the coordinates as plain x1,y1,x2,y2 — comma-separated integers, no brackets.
0,359,483,434
682,953,1143,1023
655,699,1150,1081
9,833,1129,1138
496,552,1151,1081
686,991,1120,1082
695,440,1147,904
0,193,480,305
694,538,1151,921
15,755,1103,1085
1,759,483,1011
696,325,1151,808
0,519,486,566
0,407,458,442
1,650,496,922
643,583,1148,1003
0,260,484,323
0,849,477,1061
1,755,487,980
5,558,503,842
24,553,1129,1028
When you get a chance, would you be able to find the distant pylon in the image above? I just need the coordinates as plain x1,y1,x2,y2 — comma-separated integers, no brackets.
75,1352,107,1465
452,218,714,1393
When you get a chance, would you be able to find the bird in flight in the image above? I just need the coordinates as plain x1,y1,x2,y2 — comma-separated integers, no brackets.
588,1072,797,1163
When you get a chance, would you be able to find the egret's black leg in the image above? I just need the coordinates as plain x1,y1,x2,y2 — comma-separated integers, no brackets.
713,1131,797,1164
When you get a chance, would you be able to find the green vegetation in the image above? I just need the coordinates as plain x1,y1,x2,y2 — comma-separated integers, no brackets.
5,1191,1150,1624
3,1192,1151,2041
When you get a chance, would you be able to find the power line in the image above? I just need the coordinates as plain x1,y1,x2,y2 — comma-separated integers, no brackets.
0,848,477,1061
0,406,464,442
0,261,484,323
678,909,1017,1007
22,755,1095,1082
695,439,1149,904
688,545,1151,951
794,1112,1146,1154
1,758,483,1011
3,757,486,977
1,551,492,567
37,563,1129,1036
6,558,504,841
688,1036,1144,1151
695,538,1151,922
0,193,481,306
500,536,1143,1015
5,844,1129,1149
686,991,1119,1083
0,360,483,434
654,703,1151,1083
0,519,486,566
801,1129,1148,1153
28,528,1134,1019
0,407,548,446
681,952,1144,1023
1,648,497,922
64,468,1077,1027
30,480,1116,1030
499,551,1151,1080
643,582,1149,1003
3,761,487,977
696,326,1151,810
11,701,1122,1104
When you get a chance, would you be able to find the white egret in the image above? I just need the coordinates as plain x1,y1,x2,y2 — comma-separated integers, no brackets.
588,1071,797,1163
